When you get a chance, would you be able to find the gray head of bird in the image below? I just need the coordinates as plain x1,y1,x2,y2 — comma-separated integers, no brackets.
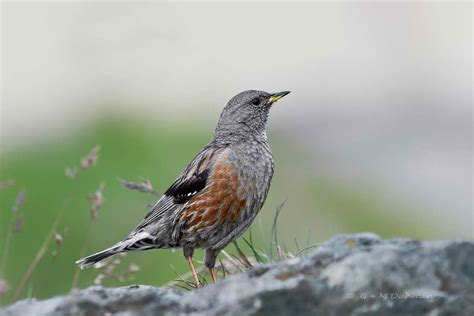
213,90,290,143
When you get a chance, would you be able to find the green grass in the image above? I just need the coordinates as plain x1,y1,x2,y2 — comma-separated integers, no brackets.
0,115,213,303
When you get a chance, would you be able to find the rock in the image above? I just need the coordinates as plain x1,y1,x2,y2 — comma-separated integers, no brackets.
2,233,473,316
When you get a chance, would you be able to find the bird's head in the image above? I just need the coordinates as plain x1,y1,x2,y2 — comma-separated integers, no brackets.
213,90,290,142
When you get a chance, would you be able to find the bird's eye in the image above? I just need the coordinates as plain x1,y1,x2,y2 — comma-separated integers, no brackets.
251,98,261,106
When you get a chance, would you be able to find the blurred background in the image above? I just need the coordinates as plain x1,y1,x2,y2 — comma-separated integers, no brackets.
1,1,472,303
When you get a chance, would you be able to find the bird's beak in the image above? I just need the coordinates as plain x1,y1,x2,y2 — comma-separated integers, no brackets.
268,91,291,105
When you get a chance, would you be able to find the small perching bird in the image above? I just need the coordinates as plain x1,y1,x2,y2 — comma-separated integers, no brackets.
76,90,290,286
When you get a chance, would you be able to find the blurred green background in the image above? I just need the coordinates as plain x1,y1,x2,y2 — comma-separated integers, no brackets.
1,1,471,304
0,113,460,303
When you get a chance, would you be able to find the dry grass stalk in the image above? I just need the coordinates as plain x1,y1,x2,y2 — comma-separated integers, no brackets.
65,145,101,180
87,182,105,220
11,189,26,214
0,179,14,190
120,178,158,196
80,146,101,170
92,254,141,285
13,216,24,233
11,196,69,303
71,179,106,289
167,264,206,290
65,167,78,180
6,145,103,301
52,228,68,257
1,190,27,278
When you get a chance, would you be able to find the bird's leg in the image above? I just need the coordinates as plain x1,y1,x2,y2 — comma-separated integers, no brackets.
183,246,200,288
205,248,219,283
186,256,201,288
209,267,217,283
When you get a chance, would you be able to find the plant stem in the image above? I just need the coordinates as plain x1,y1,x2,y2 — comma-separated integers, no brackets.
70,221,93,290
11,198,68,303
268,198,286,262
1,189,26,278
0,213,16,278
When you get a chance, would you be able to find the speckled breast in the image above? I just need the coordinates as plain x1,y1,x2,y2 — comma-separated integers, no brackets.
178,140,274,250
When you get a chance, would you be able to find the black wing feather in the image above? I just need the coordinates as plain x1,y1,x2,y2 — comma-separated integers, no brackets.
133,146,220,231
165,169,210,204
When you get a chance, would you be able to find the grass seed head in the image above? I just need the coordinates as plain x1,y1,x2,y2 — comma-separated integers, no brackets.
0,179,14,190
87,182,105,220
80,146,101,170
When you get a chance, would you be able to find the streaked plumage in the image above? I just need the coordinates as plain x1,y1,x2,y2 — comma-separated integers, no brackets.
76,90,290,285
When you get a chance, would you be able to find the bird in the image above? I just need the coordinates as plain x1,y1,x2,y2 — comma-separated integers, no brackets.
76,90,290,286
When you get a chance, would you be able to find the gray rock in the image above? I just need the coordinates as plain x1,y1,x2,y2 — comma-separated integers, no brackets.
2,233,473,316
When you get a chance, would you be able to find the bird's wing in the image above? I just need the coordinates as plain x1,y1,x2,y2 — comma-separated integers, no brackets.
131,146,226,233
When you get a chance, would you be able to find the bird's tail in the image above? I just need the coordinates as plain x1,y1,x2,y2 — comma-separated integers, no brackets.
75,244,122,269
75,231,156,269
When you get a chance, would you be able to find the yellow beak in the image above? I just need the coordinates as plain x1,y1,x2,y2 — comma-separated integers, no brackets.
268,91,291,104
